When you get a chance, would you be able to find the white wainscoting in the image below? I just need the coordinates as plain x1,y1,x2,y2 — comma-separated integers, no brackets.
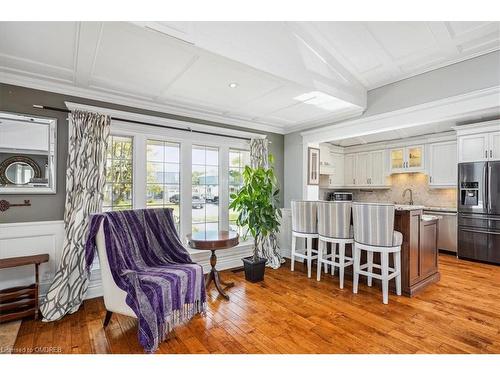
0,220,255,301
0,220,64,298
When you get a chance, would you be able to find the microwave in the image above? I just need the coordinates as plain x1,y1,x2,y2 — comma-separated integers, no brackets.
326,192,353,201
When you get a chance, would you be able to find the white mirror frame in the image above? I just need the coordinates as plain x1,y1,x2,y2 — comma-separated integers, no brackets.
0,112,57,194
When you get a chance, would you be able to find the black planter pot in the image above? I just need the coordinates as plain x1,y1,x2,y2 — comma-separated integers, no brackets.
242,256,267,283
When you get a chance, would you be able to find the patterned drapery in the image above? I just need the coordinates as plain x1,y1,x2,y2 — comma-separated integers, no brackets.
40,110,110,321
249,138,284,269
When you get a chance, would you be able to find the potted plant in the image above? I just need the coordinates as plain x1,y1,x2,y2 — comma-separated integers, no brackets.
229,155,281,282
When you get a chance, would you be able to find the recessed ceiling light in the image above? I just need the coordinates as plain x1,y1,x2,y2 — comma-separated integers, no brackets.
228,82,238,89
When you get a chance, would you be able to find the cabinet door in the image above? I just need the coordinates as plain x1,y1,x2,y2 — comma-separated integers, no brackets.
390,148,405,172
420,221,439,278
344,154,356,186
429,141,457,187
489,132,500,161
356,152,371,186
458,133,488,162
370,150,385,185
406,145,424,171
319,145,333,174
329,152,344,186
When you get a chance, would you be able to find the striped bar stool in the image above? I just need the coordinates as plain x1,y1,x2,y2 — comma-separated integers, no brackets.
317,201,353,289
291,200,319,278
352,202,402,304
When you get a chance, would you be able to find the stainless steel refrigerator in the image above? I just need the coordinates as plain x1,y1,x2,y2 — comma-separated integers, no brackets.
458,161,500,264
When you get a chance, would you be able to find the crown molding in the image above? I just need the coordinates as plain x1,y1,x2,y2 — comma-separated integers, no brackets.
0,71,287,135
301,85,500,143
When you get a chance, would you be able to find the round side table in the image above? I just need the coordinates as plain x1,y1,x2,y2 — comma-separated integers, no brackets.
187,230,239,300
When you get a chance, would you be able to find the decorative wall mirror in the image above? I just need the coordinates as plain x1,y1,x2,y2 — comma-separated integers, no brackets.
0,112,57,194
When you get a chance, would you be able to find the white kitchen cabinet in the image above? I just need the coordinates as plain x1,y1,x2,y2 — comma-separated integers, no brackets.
344,154,356,186
390,145,424,173
489,132,500,161
458,133,489,162
356,152,371,186
370,150,386,185
346,150,387,188
319,144,334,174
428,141,457,188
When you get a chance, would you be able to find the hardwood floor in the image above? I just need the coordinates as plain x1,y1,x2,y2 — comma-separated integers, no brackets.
12,254,500,354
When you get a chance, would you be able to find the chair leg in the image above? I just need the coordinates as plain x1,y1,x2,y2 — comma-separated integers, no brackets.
317,239,323,281
103,311,113,328
306,237,312,278
394,250,402,296
381,252,389,304
291,235,296,271
339,242,345,289
353,244,360,294
331,243,336,276
367,251,374,287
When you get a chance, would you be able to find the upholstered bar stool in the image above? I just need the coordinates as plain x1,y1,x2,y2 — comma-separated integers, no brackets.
291,200,319,278
352,203,402,304
316,201,353,289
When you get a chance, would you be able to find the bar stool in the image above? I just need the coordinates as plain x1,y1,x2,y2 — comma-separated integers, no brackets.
352,202,402,304
291,200,319,278
316,201,353,289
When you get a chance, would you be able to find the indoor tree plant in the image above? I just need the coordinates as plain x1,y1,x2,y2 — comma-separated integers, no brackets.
229,155,281,282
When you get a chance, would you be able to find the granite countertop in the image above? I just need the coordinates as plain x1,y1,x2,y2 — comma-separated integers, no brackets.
395,204,457,213
423,206,457,213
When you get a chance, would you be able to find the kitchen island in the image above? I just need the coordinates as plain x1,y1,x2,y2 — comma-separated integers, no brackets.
394,206,441,296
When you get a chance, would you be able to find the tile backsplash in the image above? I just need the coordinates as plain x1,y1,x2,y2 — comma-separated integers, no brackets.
335,173,456,208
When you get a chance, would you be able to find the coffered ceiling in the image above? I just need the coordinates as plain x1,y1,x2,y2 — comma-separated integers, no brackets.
0,21,498,134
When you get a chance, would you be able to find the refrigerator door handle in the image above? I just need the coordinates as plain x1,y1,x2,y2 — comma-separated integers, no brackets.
483,163,488,213
488,164,492,213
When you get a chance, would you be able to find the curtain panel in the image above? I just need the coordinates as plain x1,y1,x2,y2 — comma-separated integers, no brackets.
249,138,284,269
40,110,110,321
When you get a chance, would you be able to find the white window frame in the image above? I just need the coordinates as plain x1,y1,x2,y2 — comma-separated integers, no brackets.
110,119,258,244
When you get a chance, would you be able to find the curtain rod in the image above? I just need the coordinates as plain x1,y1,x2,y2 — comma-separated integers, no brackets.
32,104,261,142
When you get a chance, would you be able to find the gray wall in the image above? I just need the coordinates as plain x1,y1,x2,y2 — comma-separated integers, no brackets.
0,83,284,223
283,51,500,208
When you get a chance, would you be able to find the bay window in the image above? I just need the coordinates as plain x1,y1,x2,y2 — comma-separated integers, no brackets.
106,114,260,247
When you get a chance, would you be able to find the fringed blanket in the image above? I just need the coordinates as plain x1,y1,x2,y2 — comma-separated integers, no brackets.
85,208,206,353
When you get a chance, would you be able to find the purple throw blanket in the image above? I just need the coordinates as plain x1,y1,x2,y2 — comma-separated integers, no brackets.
85,208,206,353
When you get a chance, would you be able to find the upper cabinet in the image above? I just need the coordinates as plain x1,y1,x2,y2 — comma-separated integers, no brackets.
428,141,457,188
319,144,344,187
344,150,388,188
390,145,425,173
456,121,500,163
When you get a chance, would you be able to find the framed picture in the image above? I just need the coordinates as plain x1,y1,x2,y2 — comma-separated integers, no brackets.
307,147,320,185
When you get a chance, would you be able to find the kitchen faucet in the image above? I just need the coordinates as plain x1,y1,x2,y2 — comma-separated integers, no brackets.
403,188,414,206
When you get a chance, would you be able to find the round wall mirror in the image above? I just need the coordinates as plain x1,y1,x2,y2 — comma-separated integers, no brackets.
0,156,41,186
5,162,35,185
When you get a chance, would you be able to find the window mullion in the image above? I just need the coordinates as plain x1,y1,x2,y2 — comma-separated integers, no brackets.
219,145,229,231
134,134,147,209
180,140,192,241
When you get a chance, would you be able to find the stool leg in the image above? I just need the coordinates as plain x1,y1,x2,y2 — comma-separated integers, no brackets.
381,252,389,304
339,242,345,289
394,250,402,296
331,243,336,276
291,235,296,271
317,239,323,281
306,237,312,278
367,251,374,287
353,244,360,294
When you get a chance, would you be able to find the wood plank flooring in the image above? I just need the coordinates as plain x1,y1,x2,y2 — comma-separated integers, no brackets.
11,254,500,354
